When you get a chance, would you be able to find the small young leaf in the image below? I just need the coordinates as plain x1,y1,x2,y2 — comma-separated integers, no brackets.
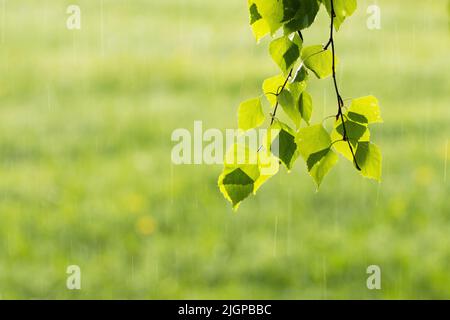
270,36,300,74
301,45,335,79
237,97,265,131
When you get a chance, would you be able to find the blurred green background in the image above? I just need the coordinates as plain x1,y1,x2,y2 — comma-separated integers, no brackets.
0,0,448,299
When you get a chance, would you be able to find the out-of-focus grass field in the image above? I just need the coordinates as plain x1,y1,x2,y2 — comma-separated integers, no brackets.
0,0,448,299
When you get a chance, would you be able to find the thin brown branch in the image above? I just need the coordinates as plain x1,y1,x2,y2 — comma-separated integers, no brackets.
327,0,361,171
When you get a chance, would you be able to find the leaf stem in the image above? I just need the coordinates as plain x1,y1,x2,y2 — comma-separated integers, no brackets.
326,0,361,171
270,68,293,125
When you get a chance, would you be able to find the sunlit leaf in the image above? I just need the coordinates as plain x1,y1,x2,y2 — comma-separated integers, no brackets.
283,0,321,33
301,45,335,79
278,89,302,128
348,96,383,124
321,0,357,30
270,36,300,74
254,149,280,193
220,168,255,209
218,144,260,210
248,0,271,41
263,74,285,106
253,0,284,34
355,142,382,181
331,117,370,161
270,121,299,170
297,124,338,187
288,66,308,100
237,97,265,131
298,91,313,124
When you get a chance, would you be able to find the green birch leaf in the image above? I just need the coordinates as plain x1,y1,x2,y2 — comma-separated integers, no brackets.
293,65,309,82
263,74,285,106
248,0,270,42
296,124,331,157
321,0,357,30
218,144,260,210
249,1,262,25
237,97,265,131
291,30,304,48
220,168,255,209
355,142,382,181
277,89,302,128
335,118,370,142
301,45,335,79
253,0,284,34
296,124,338,187
348,96,383,124
308,148,339,188
283,0,321,33
288,67,308,100
330,138,355,161
298,91,313,125
270,121,299,170
331,117,370,161
270,36,300,74
254,150,280,193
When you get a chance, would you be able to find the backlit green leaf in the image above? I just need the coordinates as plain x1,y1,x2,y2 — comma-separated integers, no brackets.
308,148,339,188
355,142,382,181
270,36,300,74
263,74,285,106
270,121,299,170
296,124,332,157
288,66,308,100
297,124,338,187
218,144,260,210
321,0,357,30
221,168,255,208
301,45,334,79
249,2,262,24
283,0,321,33
278,89,302,128
298,91,313,125
254,150,280,193
348,96,383,124
248,0,271,41
253,0,284,34
335,118,370,142
237,97,265,131
331,117,370,161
